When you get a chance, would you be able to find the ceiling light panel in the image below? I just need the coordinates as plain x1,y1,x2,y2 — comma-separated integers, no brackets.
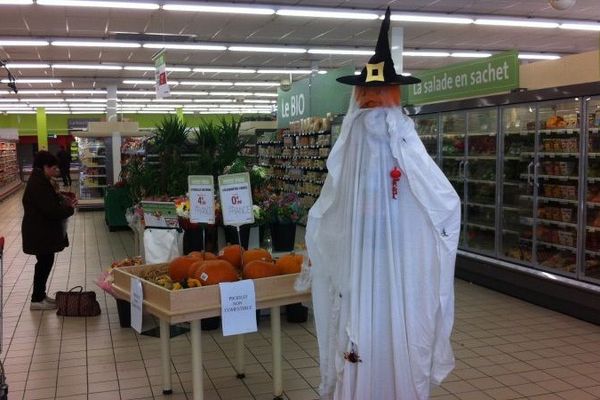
170,91,209,96
193,67,256,74
62,90,107,94
179,81,232,86
0,0,33,4
308,48,374,56
450,52,492,58
560,23,600,31
1,78,61,83
51,40,141,48
193,99,233,103
52,63,123,70
257,69,312,74
403,51,450,57
474,18,559,28
228,46,306,54
16,90,61,94
209,91,252,96
276,8,378,20
390,14,473,24
234,82,279,87
143,43,226,51
518,53,561,60
0,39,49,46
37,0,159,9
252,93,278,97
162,3,274,15
5,63,50,68
116,90,155,95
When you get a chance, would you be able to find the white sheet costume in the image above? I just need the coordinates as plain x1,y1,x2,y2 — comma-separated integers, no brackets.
306,99,461,399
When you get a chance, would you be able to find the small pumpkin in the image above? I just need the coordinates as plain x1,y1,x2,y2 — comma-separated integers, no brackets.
219,244,244,270
188,250,217,260
243,260,281,279
168,256,199,282
192,260,239,286
242,248,272,266
276,252,303,275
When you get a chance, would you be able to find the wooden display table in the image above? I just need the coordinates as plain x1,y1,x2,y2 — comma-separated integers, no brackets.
112,264,311,400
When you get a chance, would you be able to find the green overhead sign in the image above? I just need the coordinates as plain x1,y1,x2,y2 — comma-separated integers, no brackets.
405,50,519,105
277,67,353,128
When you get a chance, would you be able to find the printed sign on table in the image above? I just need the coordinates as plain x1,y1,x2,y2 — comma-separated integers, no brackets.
153,51,170,99
218,172,254,226
219,280,258,336
188,175,215,224
130,278,143,333
141,201,179,228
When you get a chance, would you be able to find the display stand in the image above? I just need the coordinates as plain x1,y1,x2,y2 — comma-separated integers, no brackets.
112,265,310,400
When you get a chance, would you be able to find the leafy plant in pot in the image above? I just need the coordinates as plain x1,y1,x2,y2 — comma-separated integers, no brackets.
262,192,305,251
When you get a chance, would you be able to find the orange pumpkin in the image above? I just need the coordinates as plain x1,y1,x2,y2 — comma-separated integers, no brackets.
276,252,303,275
192,260,239,286
243,260,281,279
168,256,199,282
242,248,272,266
188,251,217,261
219,244,244,270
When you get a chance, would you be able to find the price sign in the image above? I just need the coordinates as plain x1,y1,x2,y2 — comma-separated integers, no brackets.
218,172,255,226
130,278,143,333
188,175,215,224
219,280,258,336
141,201,179,228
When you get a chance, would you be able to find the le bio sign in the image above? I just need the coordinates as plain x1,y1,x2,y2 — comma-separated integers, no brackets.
218,173,255,226
277,78,310,127
406,50,519,104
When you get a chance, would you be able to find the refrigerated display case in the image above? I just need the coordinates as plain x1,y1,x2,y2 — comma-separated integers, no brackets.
405,81,600,324
78,137,108,203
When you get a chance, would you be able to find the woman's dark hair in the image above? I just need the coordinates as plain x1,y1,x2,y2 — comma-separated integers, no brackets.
33,150,59,169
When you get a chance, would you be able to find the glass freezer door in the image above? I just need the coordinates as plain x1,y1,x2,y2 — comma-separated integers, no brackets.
500,105,536,265
413,114,439,161
534,99,579,276
584,97,600,281
441,111,467,246
464,108,497,254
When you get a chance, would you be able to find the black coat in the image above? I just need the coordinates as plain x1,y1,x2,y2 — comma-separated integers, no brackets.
22,168,75,255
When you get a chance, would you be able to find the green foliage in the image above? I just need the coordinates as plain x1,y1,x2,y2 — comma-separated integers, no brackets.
214,116,247,176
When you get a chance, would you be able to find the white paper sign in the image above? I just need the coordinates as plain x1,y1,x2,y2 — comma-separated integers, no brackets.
188,175,215,224
218,172,255,226
130,278,143,333
219,280,257,336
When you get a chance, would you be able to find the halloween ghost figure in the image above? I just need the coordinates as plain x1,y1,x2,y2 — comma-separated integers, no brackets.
305,7,461,400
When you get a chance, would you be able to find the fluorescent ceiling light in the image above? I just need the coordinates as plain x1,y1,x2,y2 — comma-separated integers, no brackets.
318,70,327,75
170,91,209,96
51,40,141,48
66,98,108,102
308,48,374,56
70,111,105,114
143,43,226,51
116,90,155,95
162,3,274,15
0,39,48,46
193,99,232,103
20,98,63,102
1,78,61,83
28,103,71,107
179,81,233,86
123,79,180,85
244,99,271,103
276,8,378,20
228,46,306,54
560,23,600,31
518,53,561,60
209,91,251,96
16,89,61,94
3,111,36,114
450,52,492,58
62,90,107,94
52,63,123,70
403,51,450,57
0,0,33,4
390,14,473,24
193,67,256,74
5,63,50,68
124,65,154,71
474,18,559,28
354,71,361,76
401,73,412,76
234,82,279,87
120,98,152,102
37,0,159,9
0,99,19,102
152,99,193,103
252,93,277,97
257,69,312,74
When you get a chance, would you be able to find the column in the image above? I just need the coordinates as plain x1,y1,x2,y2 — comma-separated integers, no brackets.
390,27,404,75
107,85,121,183
36,107,48,151
176,107,184,123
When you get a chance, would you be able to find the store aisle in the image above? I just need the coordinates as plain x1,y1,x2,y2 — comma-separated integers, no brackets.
1,191,600,400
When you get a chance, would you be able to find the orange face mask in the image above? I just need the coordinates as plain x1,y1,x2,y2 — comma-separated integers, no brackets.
354,85,401,109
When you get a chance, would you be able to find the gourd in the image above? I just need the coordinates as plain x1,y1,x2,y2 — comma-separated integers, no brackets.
276,252,303,274
168,256,199,282
219,244,243,270
243,260,281,279
192,260,239,286
242,248,272,266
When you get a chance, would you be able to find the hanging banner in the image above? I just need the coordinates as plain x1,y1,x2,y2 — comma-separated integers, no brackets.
153,51,170,99
405,50,519,105
188,175,215,224
218,172,254,226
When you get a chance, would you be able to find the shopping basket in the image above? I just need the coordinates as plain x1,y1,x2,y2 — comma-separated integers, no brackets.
0,237,8,399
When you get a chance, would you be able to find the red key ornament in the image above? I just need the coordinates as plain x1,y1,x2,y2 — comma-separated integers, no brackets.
390,166,402,199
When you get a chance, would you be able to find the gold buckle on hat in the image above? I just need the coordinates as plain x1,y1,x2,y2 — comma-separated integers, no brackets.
365,61,385,82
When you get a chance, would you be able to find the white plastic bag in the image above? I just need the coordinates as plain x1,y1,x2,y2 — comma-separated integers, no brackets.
143,229,183,264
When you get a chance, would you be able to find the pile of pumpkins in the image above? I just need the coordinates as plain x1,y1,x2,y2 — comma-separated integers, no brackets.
166,245,303,290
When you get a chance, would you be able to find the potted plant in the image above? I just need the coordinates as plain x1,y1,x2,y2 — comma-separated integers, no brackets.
262,192,305,251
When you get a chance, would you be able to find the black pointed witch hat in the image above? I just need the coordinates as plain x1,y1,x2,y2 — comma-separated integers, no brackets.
336,7,421,86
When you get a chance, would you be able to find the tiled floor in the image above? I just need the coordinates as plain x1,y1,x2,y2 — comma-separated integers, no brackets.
1,190,600,400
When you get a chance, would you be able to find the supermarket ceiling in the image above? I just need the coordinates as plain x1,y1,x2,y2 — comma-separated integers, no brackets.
0,0,600,99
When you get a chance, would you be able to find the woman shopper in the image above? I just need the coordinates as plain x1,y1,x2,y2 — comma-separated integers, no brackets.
22,151,77,310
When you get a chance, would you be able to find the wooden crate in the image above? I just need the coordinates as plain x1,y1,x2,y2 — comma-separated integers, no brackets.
112,264,311,324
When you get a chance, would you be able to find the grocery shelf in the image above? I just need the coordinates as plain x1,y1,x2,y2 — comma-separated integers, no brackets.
466,222,495,231
466,202,495,209
539,128,580,135
467,179,496,184
519,173,578,181
521,195,578,205
256,141,283,146
467,132,497,136
538,152,579,158
521,237,577,253
520,217,577,229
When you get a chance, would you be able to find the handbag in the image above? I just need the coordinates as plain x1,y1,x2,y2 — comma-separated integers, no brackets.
55,286,101,317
